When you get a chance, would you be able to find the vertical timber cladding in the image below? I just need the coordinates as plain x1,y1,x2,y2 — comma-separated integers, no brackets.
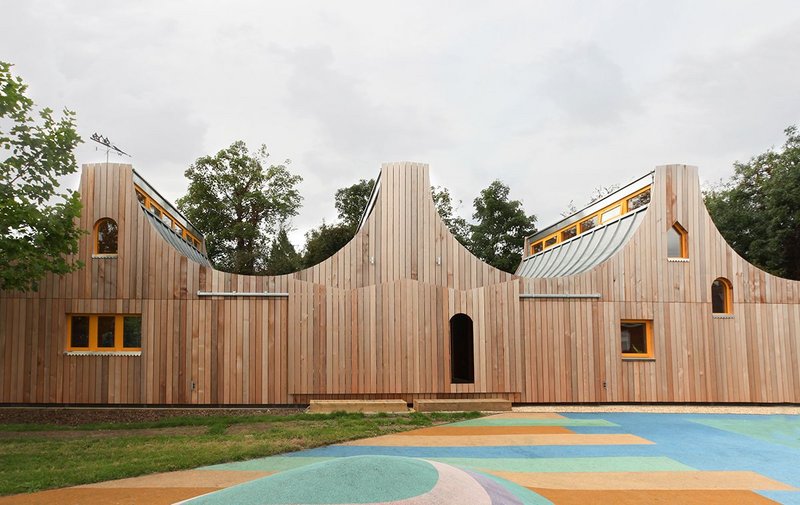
2,161,799,405
288,162,523,403
519,164,800,404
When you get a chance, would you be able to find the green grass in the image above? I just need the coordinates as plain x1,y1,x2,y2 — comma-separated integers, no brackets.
0,411,480,496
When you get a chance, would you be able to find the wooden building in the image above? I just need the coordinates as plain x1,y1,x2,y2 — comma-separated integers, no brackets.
1,161,798,405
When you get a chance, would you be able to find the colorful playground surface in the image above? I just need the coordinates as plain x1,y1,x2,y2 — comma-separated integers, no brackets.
3,411,799,504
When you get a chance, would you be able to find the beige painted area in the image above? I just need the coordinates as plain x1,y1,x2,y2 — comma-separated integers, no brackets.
489,471,796,490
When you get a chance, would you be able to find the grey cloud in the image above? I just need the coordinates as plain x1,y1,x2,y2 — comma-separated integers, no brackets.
538,44,640,125
281,45,453,158
662,22,800,155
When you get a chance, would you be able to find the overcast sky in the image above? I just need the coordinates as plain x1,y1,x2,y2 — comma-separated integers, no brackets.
3,1,800,247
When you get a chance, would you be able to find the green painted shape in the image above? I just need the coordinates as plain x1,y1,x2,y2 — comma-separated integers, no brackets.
448,418,617,427
472,469,554,505
202,456,332,472
433,456,693,472
185,455,438,504
692,417,800,449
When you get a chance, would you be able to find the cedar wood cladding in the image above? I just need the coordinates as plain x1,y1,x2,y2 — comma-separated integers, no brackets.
0,162,799,404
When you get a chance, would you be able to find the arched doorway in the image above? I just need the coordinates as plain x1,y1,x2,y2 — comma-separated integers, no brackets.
450,313,474,384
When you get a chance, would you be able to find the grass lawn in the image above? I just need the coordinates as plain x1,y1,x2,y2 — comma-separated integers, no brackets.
0,410,480,496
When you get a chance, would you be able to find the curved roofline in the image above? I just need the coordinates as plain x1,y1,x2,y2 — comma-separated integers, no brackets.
516,204,649,278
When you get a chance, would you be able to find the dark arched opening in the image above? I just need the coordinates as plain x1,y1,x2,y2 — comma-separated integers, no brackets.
94,218,118,255
712,277,733,314
450,313,474,384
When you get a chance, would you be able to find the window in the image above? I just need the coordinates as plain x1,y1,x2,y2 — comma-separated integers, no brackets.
531,242,543,254
712,278,732,314
601,205,622,223
621,320,653,359
450,314,474,383
94,218,118,255
627,189,651,211
149,202,162,218
561,226,577,241
580,216,598,233
544,236,558,248
667,222,688,258
67,315,142,352
135,190,147,205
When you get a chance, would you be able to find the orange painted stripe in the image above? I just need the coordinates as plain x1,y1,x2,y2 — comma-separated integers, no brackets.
344,434,652,447
397,426,574,436
488,471,795,490
531,489,781,505
0,487,219,505
77,470,272,489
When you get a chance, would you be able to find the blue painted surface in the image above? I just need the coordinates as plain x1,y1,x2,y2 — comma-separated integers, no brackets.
286,412,800,504
564,413,800,503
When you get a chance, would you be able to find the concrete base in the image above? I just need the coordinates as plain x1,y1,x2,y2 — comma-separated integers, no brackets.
413,398,512,412
307,399,409,414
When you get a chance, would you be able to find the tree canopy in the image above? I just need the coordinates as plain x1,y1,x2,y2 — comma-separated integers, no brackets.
264,228,302,275
177,141,302,275
705,126,800,280
431,185,470,246
335,178,374,230
302,221,355,268
301,178,374,267
468,180,537,273
0,61,84,291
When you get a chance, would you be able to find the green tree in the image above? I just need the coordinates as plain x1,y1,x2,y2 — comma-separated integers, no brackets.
302,221,354,267
431,185,470,246
177,141,302,274
469,180,537,273
335,178,375,230
264,227,302,275
0,61,84,291
301,178,374,266
705,126,800,279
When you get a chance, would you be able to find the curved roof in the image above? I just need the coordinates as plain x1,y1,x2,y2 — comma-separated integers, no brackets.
516,205,648,278
144,210,212,267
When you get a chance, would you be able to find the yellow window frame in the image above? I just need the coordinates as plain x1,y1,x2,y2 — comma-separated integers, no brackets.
135,185,203,250
66,314,142,352
526,184,653,257
621,319,654,359
712,277,733,314
669,222,689,258
93,218,119,256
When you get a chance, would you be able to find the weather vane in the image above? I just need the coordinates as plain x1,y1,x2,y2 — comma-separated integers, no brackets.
90,132,131,166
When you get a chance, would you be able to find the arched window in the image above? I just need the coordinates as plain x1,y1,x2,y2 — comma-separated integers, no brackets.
712,278,732,314
450,313,474,384
94,218,118,255
667,222,688,258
